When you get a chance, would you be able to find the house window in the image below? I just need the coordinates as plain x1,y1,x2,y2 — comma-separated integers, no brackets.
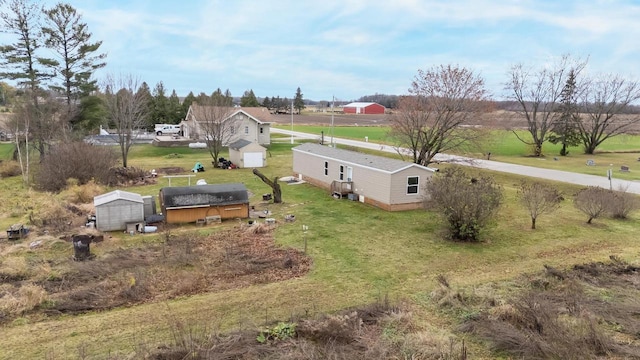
230,126,236,135
259,127,264,134
244,126,249,134
407,176,419,194
324,161,328,176
339,165,344,180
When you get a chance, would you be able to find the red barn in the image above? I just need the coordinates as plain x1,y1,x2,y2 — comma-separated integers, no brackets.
343,102,385,115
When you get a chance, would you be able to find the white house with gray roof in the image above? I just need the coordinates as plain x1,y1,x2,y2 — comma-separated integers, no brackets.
292,143,437,211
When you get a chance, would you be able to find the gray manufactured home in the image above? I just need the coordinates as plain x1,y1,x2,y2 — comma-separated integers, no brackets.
292,143,437,211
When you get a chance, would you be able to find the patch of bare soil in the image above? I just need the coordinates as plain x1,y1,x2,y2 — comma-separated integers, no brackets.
157,167,185,174
458,257,640,359
1,225,311,322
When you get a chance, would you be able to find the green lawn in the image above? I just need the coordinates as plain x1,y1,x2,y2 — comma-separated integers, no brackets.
276,126,640,180
2,141,640,358
0,142,14,160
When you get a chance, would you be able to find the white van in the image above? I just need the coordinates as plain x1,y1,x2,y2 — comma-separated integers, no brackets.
155,124,181,136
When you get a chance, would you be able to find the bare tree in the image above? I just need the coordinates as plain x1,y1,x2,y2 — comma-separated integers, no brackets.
390,64,489,166
189,101,238,167
102,74,148,168
518,181,563,229
574,186,610,224
425,167,502,241
252,168,282,203
506,55,587,156
576,74,640,154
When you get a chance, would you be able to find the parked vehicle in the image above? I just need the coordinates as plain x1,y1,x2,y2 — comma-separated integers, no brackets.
155,124,181,136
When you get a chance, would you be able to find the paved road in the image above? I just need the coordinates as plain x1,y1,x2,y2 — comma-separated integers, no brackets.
272,128,640,194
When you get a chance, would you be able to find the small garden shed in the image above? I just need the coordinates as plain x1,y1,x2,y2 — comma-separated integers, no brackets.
94,190,145,231
228,139,266,168
292,143,437,211
159,183,250,223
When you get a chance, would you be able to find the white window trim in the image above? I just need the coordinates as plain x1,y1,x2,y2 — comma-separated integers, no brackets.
407,175,419,195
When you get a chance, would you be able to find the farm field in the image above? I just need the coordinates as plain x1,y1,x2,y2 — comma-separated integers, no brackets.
1,141,640,358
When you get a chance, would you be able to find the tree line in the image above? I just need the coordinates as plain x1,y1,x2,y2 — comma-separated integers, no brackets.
391,56,640,166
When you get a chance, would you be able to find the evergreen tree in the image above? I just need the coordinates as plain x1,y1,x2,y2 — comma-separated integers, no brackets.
224,89,233,106
0,0,55,93
211,87,224,104
42,2,106,105
135,81,153,129
182,91,196,113
294,86,305,114
168,89,184,122
72,93,106,133
240,89,259,107
1,0,57,160
196,92,209,105
549,69,581,156
262,96,271,109
152,81,171,123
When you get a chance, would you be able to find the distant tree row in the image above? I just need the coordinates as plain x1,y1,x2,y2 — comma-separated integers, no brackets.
357,94,399,109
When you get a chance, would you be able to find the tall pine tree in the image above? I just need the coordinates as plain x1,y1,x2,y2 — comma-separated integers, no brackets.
549,69,581,156
240,89,259,107
42,2,106,105
294,87,305,114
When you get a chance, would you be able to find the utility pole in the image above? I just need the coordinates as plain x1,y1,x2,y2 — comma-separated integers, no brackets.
330,96,335,147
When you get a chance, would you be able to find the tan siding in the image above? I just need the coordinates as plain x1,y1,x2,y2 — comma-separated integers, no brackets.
166,204,249,223
293,151,333,187
388,168,433,205
350,166,392,204
293,147,435,211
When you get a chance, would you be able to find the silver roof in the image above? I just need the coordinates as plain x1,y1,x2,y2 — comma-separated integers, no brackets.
292,143,436,174
94,190,144,206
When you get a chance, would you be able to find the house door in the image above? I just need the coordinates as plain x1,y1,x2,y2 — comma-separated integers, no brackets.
346,166,353,181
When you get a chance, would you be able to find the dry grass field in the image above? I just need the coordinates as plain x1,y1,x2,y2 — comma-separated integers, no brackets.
1,112,640,358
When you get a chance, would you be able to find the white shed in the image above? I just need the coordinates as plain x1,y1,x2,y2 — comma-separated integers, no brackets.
94,190,145,231
228,139,267,168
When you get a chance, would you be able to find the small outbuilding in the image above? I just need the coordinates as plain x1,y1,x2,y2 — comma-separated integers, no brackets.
343,102,385,115
159,183,250,224
228,139,267,168
94,190,145,231
292,143,437,211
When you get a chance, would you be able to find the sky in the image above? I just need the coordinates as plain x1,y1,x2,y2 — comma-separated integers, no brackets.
3,0,640,101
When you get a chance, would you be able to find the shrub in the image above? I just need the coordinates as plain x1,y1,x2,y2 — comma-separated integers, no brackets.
35,141,117,192
0,283,48,316
607,187,640,219
518,181,563,229
574,187,610,224
0,160,21,178
61,179,104,204
425,167,503,241
28,197,75,232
